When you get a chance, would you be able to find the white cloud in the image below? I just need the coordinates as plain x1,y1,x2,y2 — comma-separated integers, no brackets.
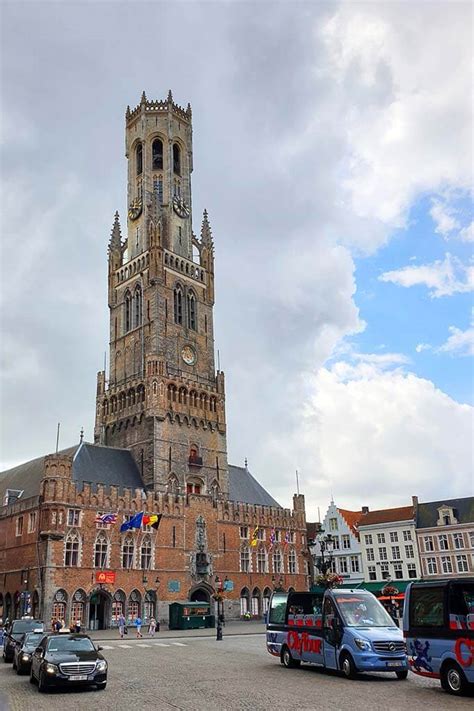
438,317,474,357
459,221,474,243
416,343,431,353
295,361,473,515
379,253,474,298
430,198,460,236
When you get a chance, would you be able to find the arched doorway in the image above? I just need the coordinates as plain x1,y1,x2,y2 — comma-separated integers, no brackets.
189,587,210,603
89,589,111,630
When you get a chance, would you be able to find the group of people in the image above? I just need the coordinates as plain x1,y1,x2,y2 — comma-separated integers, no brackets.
50,617,82,633
117,614,159,638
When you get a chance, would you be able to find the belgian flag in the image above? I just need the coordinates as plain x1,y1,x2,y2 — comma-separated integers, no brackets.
142,513,162,530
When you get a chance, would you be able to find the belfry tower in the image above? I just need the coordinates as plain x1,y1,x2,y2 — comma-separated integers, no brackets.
94,91,228,497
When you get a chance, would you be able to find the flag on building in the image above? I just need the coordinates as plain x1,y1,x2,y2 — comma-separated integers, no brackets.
94,512,118,525
143,513,163,530
250,525,259,547
120,511,144,533
269,528,276,549
284,530,290,546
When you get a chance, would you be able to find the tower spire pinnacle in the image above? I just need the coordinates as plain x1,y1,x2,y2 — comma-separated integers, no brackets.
109,211,122,251
201,208,213,248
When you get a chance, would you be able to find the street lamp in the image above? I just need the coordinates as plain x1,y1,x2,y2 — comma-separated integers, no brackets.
311,532,334,584
214,576,225,641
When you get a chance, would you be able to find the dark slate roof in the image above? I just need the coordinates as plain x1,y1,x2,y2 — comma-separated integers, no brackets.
72,443,145,492
416,496,474,528
0,443,145,504
0,445,79,503
228,465,281,508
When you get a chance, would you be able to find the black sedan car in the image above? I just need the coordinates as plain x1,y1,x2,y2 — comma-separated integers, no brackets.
3,618,44,663
13,630,45,674
30,633,107,692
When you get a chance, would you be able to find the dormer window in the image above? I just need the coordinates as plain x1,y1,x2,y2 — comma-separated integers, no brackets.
436,506,457,526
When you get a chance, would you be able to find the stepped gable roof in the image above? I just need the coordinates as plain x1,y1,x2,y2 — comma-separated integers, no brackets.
416,496,474,528
338,508,365,538
0,445,79,503
0,442,145,504
358,505,415,527
228,465,281,508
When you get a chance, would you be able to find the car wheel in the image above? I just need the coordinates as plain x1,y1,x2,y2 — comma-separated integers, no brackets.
340,652,358,679
96,682,107,690
396,670,408,680
441,662,468,696
281,645,301,668
37,671,48,693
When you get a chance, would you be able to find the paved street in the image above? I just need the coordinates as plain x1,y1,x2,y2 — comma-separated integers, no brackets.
1,632,471,711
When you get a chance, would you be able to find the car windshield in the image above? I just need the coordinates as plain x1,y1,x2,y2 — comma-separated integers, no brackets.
11,621,43,639
47,636,95,653
335,593,395,627
24,633,44,648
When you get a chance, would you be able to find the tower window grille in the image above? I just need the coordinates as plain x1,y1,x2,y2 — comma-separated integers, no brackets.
152,138,163,170
136,143,143,176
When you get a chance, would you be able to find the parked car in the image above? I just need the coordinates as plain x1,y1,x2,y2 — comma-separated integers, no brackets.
30,633,107,692
12,630,45,674
2,618,44,663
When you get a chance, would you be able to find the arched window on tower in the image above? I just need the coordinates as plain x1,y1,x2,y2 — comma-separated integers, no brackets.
152,138,163,170
174,285,183,325
134,284,142,328
187,291,196,331
124,291,132,332
140,535,152,570
136,143,143,176
173,143,181,175
94,532,109,568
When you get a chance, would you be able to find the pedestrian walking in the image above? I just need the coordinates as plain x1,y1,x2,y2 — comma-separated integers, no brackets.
148,617,157,636
135,615,143,638
75,619,81,633
118,614,126,639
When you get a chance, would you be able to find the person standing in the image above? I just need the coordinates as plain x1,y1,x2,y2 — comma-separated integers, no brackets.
148,617,157,637
135,615,143,638
118,614,126,639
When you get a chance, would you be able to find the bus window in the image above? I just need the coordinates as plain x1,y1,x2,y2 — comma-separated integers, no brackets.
449,582,474,630
410,586,444,628
269,594,288,625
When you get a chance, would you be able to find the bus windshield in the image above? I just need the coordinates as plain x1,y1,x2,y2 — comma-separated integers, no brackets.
268,594,288,625
335,592,395,627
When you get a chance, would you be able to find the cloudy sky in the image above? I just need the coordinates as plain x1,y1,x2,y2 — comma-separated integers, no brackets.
1,0,472,520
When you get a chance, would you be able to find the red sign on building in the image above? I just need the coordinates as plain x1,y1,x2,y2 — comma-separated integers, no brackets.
95,571,116,584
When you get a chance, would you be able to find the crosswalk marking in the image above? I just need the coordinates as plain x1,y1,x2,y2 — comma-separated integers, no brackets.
118,644,132,648
171,642,187,646
100,645,114,649
153,642,171,647
136,643,152,647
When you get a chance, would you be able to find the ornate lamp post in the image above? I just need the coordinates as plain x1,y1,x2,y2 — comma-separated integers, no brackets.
214,576,225,641
310,531,339,588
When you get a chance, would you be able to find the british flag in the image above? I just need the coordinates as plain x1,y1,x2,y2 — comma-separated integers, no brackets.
95,512,118,525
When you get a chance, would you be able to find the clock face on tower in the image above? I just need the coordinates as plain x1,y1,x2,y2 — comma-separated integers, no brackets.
173,196,190,218
128,197,143,221
181,345,196,365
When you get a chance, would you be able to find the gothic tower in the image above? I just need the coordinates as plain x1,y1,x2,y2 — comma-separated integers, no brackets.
94,91,228,497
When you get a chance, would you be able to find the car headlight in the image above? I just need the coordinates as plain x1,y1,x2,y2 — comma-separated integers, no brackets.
354,638,370,650
96,660,107,672
21,654,31,661
45,663,58,674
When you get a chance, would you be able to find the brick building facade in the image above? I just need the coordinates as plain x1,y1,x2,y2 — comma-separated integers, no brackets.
0,92,309,628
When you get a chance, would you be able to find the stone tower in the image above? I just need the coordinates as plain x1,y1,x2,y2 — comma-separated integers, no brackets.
94,91,228,497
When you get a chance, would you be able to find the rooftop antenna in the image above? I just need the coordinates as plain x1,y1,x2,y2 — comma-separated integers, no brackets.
55,422,61,454
79,427,84,444
318,506,321,523
295,469,300,495
244,457,248,469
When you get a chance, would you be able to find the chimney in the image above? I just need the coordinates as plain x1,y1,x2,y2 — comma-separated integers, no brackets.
361,506,369,515
412,495,418,507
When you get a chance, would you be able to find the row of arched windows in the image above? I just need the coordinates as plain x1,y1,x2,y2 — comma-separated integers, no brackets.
64,531,156,570
135,139,181,176
174,284,197,329
102,385,145,416
116,255,149,284
239,547,298,575
164,253,205,282
167,384,217,412
124,285,142,332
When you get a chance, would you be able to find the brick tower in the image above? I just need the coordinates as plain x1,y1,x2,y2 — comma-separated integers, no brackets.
94,91,228,497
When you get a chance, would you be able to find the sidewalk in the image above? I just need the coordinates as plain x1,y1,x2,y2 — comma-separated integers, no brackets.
87,620,266,642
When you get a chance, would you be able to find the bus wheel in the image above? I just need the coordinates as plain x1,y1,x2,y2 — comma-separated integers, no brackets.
340,652,358,679
281,646,300,668
396,671,408,680
441,662,468,696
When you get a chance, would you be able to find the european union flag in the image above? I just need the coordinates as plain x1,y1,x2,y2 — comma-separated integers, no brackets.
120,511,144,533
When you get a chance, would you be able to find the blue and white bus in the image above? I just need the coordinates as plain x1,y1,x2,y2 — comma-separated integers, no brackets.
266,589,408,679
403,578,474,696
